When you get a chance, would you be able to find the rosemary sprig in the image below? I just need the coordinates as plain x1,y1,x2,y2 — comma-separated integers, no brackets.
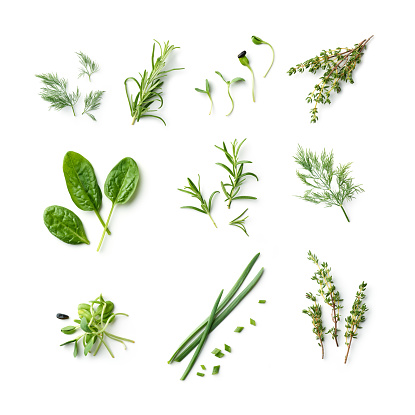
288,35,373,122
82,90,104,121
344,282,368,364
215,139,258,209
308,251,343,346
229,208,249,236
178,175,219,228
294,145,364,222
303,292,325,359
215,71,245,116
76,51,100,81
35,73,80,116
125,40,183,126
195,79,213,115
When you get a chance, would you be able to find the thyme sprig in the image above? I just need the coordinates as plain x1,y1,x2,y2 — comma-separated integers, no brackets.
125,40,183,126
76,51,100,81
308,251,343,346
303,292,325,359
215,139,258,209
178,175,219,228
294,145,364,222
229,209,249,236
215,71,245,116
288,35,373,122
344,282,368,364
35,73,80,116
195,79,213,115
82,90,104,121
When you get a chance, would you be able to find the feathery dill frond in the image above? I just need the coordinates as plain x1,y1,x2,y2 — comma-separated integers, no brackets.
35,73,80,116
76,51,100,81
125,40,183,126
82,90,105,121
294,145,364,222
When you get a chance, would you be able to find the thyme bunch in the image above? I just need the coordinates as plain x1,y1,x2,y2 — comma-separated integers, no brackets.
215,139,258,209
178,175,219,228
35,73,80,116
308,251,343,346
82,90,104,121
303,292,325,359
76,51,100,81
294,145,364,222
288,35,373,122
344,282,368,364
125,40,183,126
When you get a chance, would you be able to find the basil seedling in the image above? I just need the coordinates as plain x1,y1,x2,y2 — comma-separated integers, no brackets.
215,71,245,116
195,79,213,115
251,36,275,77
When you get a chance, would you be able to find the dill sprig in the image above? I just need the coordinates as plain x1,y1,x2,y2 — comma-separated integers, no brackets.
36,73,80,116
308,251,343,346
229,209,249,236
178,175,219,228
76,51,100,81
288,35,373,122
294,145,364,222
125,40,183,126
82,90,104,121
344,282,368,364
302,292,325,359
215,139,258,209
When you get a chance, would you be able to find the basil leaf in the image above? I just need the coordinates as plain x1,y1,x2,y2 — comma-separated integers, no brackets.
63,151,102,212
80,317,92,333
104,158,139,205
43,205,90,245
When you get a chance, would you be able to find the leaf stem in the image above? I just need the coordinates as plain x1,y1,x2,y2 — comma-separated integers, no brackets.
340,205,350,222
264,42,275,78
94,209,111,235
249,67,255,102
226,85,234,116
344,337,352,364
208,95,213,115
71,105,76,117
97,203,115,252
208,212,217,228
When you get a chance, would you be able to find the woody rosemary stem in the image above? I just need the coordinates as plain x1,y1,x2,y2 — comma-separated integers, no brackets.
340,205,350,222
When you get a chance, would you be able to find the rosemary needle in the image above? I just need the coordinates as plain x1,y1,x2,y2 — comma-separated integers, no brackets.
180,290,223,381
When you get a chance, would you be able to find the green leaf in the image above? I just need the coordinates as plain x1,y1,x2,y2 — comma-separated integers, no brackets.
240,172,259,181
216,163,233,176
61,326,77,335
104,157,140,205
43,205,90,245
180,206,206,214
232,196,257,200
80,317,92,333
208,191,219,211
230,77,245,84
195,88,207,94
84,335,96,355
205,79,210,93
215,71,227,83
60,338,77,346
73,340,78,357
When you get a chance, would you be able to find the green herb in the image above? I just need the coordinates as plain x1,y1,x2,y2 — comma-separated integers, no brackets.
294,145,364,222
212,365,220,375
195,79,213,115
215,351,225,358
63,151,110,235
201,365,206,370
288,36,373,123
238,51,255,102
258,300,266,304
224,344,231,353
125,40,183,126
76,51,99,81
229,209,249,236
344,282,368,364
168,253,260,364
234,326,244,333
251,36,275,77
215,139,258,209
180,290,223,381
308,251,343,346
60,294,134,358
36,73,80,116
82,90,104,121
97,157,140,252
250,318,256,326
302,292,325,359
178,175,219,228
196,372,205,377
215,71,245,116
44,205,89,245
211,348,221,355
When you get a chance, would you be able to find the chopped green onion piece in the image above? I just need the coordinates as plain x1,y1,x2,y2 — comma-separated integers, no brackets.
215,352,225,358
201,365,206,370
211,348,221,355
212,365,220,375
250,318,256,326
196,372,205,377
224,344,231,353
258,300,266,304
234,326,244,333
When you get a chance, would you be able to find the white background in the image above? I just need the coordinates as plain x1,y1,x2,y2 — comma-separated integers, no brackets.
1,0,414,413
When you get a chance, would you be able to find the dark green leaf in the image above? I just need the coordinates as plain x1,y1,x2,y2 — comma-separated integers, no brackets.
80,317,92,333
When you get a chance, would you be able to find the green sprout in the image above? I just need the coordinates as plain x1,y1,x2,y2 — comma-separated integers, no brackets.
238,51,255,102
251,36,275,77
215,71,245,116
195,79,213,115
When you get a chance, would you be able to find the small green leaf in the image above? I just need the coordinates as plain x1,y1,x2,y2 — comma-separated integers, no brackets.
205,79,210,93
84,335,96,355
61,326,77,335
73,340,78,357
230,77,245,84
180,206,206,214
80,317,92,333
195,88,207,94
60,338,77,346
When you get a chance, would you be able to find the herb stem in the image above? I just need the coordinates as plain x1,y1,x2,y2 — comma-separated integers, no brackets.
208,212,217,228
344,336,352,364
340,205,350,222
249,67,255,102
104,331,135,343
209,96,213,115
226,85,234,116
94,209,111,235
101,338,114,358
71,105,76,117
97,203,115,252
263,42,275,78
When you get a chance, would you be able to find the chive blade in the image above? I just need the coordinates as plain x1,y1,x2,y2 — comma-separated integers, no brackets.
211,348,221,355
258,300,266,304
224,344,231,353
196,372,205,377
212,365,220,375
234,326,244,333
201,365,206,370
250,318,256,326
